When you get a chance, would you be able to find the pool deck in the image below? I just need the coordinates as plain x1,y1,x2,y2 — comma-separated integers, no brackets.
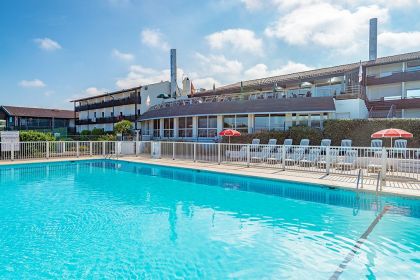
1,156,419,198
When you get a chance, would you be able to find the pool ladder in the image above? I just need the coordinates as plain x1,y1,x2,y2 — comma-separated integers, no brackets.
356,168,363,191
104,153,118,160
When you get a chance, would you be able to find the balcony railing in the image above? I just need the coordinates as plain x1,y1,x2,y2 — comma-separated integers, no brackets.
366,68,420,86
75,95,140,112
76,115,137,125
149,86,362,112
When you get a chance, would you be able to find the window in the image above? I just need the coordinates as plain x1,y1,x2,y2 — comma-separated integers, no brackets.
407,89,420,98
111,112,114,117
179,117,193,138
163,118,174,138
120,112,123,116
270,114,285,131
310,114,321,128
102,112,105,118
153,119,160,137
223,115,248,133
198,116,217,138
254,114,270,132
94,112,97,118
137,109,141,115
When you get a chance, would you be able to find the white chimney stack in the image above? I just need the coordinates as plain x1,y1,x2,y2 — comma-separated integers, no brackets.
170,49,178,98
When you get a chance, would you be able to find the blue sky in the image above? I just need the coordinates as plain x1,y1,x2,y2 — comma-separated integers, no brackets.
1,0,420,109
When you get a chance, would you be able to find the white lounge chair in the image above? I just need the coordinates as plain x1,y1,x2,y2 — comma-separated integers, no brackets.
251,139,278,161
337,150,358,170
317,149,339,169
299,139,310,153
320,139,331,153
368,150,383,173
283,138,293,153
226,138,260,159
392,139,407,158
300,148,321,167
285,148,305,165
370,139,383,154
339,139,352,155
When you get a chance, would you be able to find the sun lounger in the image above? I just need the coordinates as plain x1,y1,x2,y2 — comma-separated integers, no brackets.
368,150,383,173
320,139,331,153
392,139,407,158
336,150,358,170
284,148,304,165
317,149,339,169
300,148,321,167
339,139,352,155
370,139,383,154
251,139,278,161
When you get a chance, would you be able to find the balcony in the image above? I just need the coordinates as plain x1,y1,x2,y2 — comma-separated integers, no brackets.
76,115,137,125
75,94,140,112
368,97,420,110
366,69,420,86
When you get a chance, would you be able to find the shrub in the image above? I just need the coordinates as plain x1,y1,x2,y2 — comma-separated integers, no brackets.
288,126,323,145
20,131,55,142
114,120,132,135
97,134,117,141
91,128,105,136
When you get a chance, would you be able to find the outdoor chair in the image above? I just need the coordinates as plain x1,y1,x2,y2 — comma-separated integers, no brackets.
267,139,277,146
300,148,321,167
336,150,358,170
266,147,283,163
299,139,310,153
367,150,383,173
251,145,277,162
317,149,339,169
284,138,293,153
284,148,305,165
370,139,383,154
320,139,331,153
339,139,352,155
392,139,408,158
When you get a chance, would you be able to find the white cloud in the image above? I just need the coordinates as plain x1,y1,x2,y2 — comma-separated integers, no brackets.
195,53,243,78
112,49,135,62
116,65,173,89
244,61,313,80
378,31,420,53
191,77,221,90
206,29,263,55
34,38,62,51
265,3,388,54
141,29,170,51
19,79,46,88
241,0,263,10
85,87,108,96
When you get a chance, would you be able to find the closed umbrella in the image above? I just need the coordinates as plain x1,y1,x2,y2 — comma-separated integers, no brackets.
371,128,413,147
219,129,241,143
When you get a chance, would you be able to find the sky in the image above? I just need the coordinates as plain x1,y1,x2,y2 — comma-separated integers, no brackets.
1,0,420,109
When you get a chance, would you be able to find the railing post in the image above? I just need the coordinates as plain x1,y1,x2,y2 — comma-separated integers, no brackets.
89,142,93,156
193,142,197,162
217,143,221,165
326,146,331,175
380,147,387,188
46,141,50,159
246,144,250,167
282,145,286,170
102,141,106,156
135,141,139,156
11,143,14,161
172,142,176,160
76,141,80,158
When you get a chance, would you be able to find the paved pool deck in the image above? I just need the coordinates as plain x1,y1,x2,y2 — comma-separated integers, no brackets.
1,156,419,198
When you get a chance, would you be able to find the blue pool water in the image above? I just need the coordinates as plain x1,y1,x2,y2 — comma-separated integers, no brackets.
0,160,419,279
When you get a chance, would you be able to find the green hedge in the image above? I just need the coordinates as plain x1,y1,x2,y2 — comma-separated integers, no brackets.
20,131,55,142
223,119,420,147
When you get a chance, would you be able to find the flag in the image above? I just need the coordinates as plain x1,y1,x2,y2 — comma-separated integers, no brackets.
146,95,151,106
358,61,363,84
191,82,195,95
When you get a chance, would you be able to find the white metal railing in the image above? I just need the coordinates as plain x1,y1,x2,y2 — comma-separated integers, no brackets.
1,141,419,184
148,142,420,184
0,141,153,161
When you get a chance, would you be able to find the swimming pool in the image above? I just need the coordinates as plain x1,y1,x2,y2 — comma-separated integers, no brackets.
0,160,419,279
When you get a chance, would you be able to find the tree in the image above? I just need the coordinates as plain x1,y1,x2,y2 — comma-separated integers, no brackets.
114,120,132,135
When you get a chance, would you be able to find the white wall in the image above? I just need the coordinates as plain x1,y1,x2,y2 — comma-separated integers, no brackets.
140,81,171,114
366,83,402,100
334,99,368,119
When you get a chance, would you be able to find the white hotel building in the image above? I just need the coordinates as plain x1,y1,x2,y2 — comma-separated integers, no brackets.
72,21,420,140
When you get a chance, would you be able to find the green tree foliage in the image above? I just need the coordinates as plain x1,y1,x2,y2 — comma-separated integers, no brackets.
20,131,55,142
114,120,132,135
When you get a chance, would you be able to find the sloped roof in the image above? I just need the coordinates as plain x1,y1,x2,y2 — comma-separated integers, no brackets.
196,51,420,96
139,96,335,120
1,106,75,119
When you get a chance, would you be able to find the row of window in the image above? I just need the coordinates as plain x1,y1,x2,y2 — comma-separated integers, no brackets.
147,113,328,138
91,109,141,119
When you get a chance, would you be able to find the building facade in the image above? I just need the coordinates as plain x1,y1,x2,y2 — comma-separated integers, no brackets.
138,51,420,141
0,106,76,135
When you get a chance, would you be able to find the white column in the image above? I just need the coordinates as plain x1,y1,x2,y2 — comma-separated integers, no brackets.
248,114,254,133
285,113,293,129
192,116,198,138
159,118,164,138
217,115,223,134
173,117,179,139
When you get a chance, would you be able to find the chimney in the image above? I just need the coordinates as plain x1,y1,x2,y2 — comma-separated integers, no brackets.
170,49,178,98
369,18,378,61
